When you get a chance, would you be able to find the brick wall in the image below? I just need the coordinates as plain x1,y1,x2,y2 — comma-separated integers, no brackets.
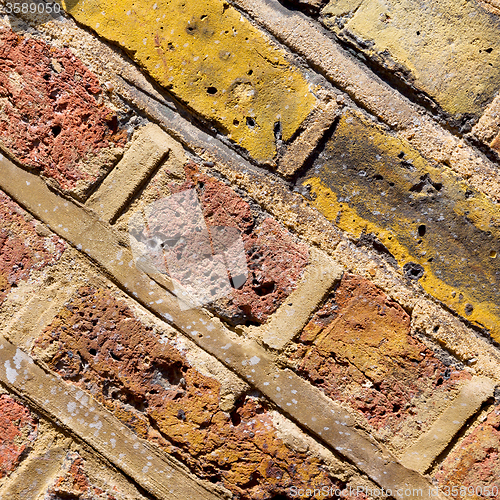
1,0,500,499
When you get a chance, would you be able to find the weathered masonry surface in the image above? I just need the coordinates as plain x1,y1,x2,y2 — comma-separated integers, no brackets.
1,0,500,499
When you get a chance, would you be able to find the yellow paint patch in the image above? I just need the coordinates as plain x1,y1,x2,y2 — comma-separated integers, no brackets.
322,0,500,119
61,0,317,162
304,111,500,340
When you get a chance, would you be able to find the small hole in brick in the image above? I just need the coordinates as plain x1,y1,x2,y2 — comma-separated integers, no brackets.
436,377,443,386
490,250,497,259
397,151,405,159
206,86,217,94
416,31,420,35
465,303,473,315
89,348,97,356
403,262,424,280
486,47,493,53
246,116,256,128
433,325,440,333
177,409,186,421
418,224,426,237
233,118,239,126
248,69,253,75
254,282,275,296
110,351,121,361
230,409,241,426
51,125,62,137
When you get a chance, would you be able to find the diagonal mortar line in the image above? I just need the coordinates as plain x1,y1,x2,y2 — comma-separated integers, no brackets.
0,447,67,500
261,247,344,350
0,336,228,500
86,123,171,224
400,377,496,474
0,154,445,499
113,76,344,252
227,0,500,202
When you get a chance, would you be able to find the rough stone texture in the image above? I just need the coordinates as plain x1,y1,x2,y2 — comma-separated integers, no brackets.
302,110,500,341
0,26,125,197
129,162,310,325
0,395,38,479
0,190,66,305
33,286,358,500
60,0,317,163
433,407,500,499
321,0,500,125
45,452,125,500
290,274,470,438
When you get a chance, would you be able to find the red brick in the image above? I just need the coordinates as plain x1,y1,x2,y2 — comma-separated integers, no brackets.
0,395,38,478
46,452,123,500
433,408,500,499
291,274,470,434
150,163,310,325
0,190,66,304
34,286,358,500
0,27,126,195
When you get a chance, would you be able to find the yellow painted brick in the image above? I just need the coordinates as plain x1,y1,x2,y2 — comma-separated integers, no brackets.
322,0,500,119
303,111,500,341
62,0,317,162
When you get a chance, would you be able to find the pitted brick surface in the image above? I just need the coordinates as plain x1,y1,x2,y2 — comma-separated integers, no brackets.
34,286,356,500
60,0,317,162
46,452,125,500
291,274,469,434
135,163,310,325
0,395,38,479
433,408,500,499
0,27,125,195
0,190,65,304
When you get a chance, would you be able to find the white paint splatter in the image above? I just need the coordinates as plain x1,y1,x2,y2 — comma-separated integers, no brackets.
4,361,17,384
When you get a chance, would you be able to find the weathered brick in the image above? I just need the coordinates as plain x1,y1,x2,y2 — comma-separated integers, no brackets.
321,0,500,124
301,111,500,341
0,395,37,479
0,26,126,197
128,162,310,325
34,286,358,499
60,0,317,162
46,452,125,500
290,274,469,436
433,407,500,499
0,190,66,305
